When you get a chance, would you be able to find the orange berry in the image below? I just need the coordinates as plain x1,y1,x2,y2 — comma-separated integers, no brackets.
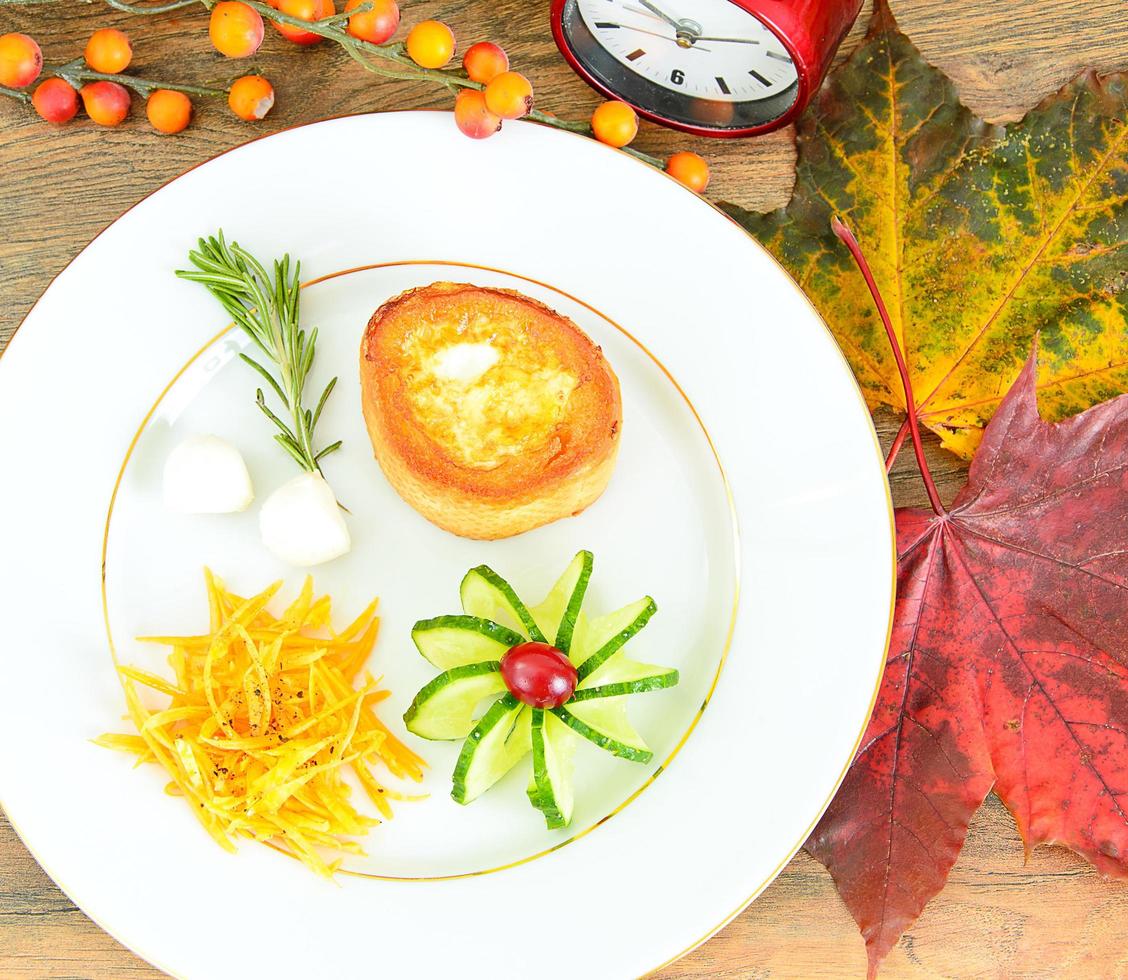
665,151,710,193
80,80,131,126
84,28,132,74
146,89,192,134
483,70,532,120
591,100,638,148
345,0,398,43
0,33,42,88
274,0,334,45
406,20,454,69
228,74,275,120
453,89,501,140
31,77,78,123
209,2,265,58
462,41,507,84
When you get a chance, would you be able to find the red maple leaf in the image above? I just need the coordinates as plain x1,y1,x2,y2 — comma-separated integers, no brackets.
810,220,1128,975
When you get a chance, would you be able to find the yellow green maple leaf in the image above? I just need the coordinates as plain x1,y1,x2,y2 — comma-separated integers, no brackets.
727,0,1128,458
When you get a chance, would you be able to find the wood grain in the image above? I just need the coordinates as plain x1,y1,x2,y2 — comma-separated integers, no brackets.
2,0,1128,976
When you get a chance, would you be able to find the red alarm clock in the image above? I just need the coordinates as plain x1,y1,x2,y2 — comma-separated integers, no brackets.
550,0,862,137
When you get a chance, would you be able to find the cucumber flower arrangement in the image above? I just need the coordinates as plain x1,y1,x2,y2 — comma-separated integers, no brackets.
403,551,679,829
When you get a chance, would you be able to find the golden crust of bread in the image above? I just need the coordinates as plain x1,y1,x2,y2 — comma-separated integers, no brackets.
359,282,622,540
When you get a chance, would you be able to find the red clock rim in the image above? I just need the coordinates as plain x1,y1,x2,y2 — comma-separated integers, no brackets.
547,0,814,138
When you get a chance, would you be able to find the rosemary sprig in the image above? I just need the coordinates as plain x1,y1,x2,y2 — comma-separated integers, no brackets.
176,232,340,474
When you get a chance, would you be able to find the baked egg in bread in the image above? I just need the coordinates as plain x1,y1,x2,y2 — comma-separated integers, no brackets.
359,282,622,539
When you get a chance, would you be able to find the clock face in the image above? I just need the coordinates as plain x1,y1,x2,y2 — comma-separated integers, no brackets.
575,0,798,103
558,0,802,133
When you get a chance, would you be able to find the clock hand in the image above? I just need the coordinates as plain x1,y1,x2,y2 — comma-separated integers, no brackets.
624,4,666,22
599,22,711,50
636,0,683,30
693,35,761,44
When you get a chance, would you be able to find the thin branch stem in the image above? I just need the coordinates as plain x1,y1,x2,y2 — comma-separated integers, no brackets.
832,215,945,516
48,57,229,97
0,84,32,103
100,0,200,11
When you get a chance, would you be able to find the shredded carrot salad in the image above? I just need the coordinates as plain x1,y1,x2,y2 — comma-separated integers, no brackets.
97,570,425,876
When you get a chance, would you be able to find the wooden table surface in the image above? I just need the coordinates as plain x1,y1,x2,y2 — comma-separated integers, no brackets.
2,0,1128,976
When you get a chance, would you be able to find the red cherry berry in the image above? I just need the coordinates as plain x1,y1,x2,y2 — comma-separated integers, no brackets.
500,641,577,709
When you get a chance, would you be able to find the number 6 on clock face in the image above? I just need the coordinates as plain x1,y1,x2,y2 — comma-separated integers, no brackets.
550,0,864,137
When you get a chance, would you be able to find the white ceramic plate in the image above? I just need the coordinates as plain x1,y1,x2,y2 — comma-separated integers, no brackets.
0,112,892,978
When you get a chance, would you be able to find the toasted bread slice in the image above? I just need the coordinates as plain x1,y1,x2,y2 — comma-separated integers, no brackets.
360,282,621,539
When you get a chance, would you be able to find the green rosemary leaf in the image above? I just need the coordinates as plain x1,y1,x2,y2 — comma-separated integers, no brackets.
174,270,248,291
239,353,288,406
299,328,316,380
312,376,337,431
275,433,313,472
314,440,343,462
255,388,298,443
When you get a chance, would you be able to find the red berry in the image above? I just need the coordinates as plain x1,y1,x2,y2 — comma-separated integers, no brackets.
209,2,264,58
406,19,454,68
0,33,42,89
80,80,131,126
500,642,578,709
274,0,334,45
32,78,78,124
85,28,132,74
345,0,398,44
228,74,275,120
453,88,501,140
483,70,532,120
147,89,192,134
591,100,638,148
665,151,710,193
462,41,507,84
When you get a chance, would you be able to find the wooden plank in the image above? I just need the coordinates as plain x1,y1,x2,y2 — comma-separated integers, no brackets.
2,0,1128,976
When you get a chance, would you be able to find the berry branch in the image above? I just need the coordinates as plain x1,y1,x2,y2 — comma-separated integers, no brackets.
102,0,202,11
0,0,707,186
0,83,31,102
160,0,671,169
49,56,228,97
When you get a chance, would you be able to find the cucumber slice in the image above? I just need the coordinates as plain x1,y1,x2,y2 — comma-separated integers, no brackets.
528,709,578,829
411,615,524,670
529,550,593,655
572,596,657,680
554,698,652,763
460,566,545,642
452,693,532,804
571,654,679,701
403,662,506,740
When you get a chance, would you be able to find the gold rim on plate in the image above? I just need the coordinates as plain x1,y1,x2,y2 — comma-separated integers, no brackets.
0,111,896,978
101,259,742,883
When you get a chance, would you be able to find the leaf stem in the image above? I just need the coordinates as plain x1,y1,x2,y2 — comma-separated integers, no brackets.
885,418,909,472
831,215,945,515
